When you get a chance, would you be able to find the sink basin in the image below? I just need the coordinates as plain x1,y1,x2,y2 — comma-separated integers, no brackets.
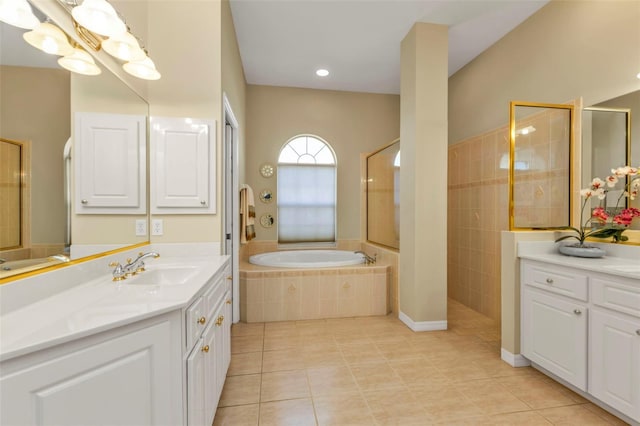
602,264,640,274
128,265,200,285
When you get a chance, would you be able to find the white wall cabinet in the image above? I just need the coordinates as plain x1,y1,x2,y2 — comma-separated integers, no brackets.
521,259,640,423
150,117,216,214
75,112,147,214
1,313,181,426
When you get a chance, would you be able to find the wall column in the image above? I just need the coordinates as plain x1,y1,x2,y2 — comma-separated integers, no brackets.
399,23,448,330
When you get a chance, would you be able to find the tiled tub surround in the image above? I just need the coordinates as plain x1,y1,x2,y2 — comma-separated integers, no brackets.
240,262,389,322
240,240,398,319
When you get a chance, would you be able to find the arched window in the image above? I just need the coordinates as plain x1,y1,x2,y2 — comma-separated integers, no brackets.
277,135,336,244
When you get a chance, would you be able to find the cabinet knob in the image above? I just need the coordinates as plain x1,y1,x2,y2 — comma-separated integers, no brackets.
636,329,640,336
201,345,210,353
573,309,582,315
226,299,232,305
81,199,88,204
227,276,232,281
200,200,206,205
545,278,554,284
216,315,224,326
198,316,206,325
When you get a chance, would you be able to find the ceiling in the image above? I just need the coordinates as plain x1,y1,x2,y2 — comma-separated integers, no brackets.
229,0,550,95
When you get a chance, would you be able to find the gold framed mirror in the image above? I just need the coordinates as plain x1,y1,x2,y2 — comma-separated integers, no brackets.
509,101,575,230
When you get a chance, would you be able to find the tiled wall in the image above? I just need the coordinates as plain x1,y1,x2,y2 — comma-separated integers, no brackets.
240,265,389,322
448,127,510,321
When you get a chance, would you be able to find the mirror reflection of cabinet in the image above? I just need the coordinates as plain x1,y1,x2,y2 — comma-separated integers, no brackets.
366,140,400,250
75,113,146,213
0,6,149,277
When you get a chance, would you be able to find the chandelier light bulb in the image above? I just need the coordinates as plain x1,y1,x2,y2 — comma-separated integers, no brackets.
0,0,39,29
123,56,161,80
72,0,126,37
23,22,74,56
58,47,102,76
103,31,146,61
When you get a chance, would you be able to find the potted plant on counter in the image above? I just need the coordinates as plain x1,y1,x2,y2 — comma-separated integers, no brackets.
556,165,640,257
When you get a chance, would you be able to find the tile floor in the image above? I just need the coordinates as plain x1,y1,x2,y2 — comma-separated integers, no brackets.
214,299,628,425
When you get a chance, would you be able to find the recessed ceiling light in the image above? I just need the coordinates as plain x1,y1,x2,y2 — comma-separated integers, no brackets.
316,69,329,77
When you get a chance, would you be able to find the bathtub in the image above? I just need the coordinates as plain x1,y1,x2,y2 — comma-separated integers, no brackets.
249,250,365,268
241,250,389,322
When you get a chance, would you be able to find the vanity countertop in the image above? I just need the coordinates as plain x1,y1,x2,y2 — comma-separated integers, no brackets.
518,241,640,281
0,254,229,362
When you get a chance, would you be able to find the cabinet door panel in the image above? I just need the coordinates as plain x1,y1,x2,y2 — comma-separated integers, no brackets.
522,287,587,390
1,321,172,426
75,112,146,213
187,337,206,426
590,309,640,421
151,117,216,213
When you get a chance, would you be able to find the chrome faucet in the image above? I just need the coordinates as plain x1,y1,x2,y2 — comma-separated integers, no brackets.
123,252,160,275
355,251,376,265
109,252,159,282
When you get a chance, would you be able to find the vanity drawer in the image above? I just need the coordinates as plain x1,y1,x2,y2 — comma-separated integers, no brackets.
592,277,640,318
186,296,205,350
522,261,588,301
204,276,226,319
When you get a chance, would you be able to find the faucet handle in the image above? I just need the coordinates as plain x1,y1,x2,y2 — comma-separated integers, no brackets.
109,262,127,282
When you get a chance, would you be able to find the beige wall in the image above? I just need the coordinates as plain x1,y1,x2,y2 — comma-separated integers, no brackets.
222,0,247,186
245,85,399,241
0,66,69,247
449,0,640,145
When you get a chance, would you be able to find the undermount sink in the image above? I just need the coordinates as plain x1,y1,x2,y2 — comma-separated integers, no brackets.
128,265,200,285
601,264,640,274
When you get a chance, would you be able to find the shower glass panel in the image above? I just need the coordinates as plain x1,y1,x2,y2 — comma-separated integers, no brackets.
366,140,400,249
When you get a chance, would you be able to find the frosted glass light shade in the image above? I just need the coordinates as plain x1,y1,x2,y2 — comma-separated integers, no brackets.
23,22,74,56
72,0,125,37
0,0,39,29
123,56,161,80
103,31,146,61
58,48,102,76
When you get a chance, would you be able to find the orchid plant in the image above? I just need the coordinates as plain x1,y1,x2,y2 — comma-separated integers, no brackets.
556,165,640,246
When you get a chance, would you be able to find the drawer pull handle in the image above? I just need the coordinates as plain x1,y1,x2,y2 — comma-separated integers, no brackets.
198,316,206,325
573,309,582,315
545,278,553,284
201,345,210,353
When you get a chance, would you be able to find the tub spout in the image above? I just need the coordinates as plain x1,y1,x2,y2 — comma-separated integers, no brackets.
355,251,376,265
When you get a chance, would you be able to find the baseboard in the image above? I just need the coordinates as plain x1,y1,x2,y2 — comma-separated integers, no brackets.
501,348,531,367
399,311,447,332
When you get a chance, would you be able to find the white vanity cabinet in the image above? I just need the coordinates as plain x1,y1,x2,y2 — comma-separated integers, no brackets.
521,258,640,423
0,312,183,426
185,264,232,426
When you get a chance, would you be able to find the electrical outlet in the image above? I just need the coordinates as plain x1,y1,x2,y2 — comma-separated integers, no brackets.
135,219,147,236
152,219,164,236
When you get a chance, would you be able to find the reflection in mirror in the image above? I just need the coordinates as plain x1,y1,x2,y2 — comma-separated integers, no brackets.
366,140,400,249
586,90,640,233
0,11,149,279
509,102,574,229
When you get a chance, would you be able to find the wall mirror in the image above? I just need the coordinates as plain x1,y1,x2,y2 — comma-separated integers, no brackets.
366,140,400,250
509,102,574,230
0,7,149,280
584,90,639,235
